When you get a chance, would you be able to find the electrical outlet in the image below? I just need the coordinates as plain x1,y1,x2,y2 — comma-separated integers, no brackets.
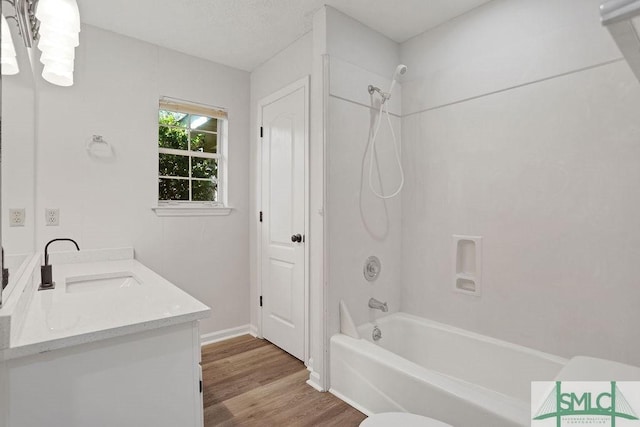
9,209,26,227
45,208,60,226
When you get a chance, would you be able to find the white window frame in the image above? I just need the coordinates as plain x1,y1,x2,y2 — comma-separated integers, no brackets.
157,123,222,203
153,97,231,217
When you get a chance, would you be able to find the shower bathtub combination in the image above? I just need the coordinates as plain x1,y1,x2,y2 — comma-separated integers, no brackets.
330,312,567,427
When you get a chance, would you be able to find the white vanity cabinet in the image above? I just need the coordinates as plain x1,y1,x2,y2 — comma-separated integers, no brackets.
0,249,210,427
4,321,204,427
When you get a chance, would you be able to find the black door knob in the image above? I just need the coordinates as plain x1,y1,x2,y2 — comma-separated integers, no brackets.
291,234,302,243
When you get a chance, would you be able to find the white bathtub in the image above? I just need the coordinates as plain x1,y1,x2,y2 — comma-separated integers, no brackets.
330,312,567,427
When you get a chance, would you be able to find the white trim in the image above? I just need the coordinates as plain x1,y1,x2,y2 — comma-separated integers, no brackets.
306,370,323,392
329,389,374,417
158,176,215,182
302,76,311,365
160,95,227,118
191,323,204,427
320,54,331,391
256,76,311,362
217,118,228,206
152,206,232,217
256,96,263,340
249,324,258,338
159,147,219,160
157,103,227,205
200,324,252,346
159,124,218,136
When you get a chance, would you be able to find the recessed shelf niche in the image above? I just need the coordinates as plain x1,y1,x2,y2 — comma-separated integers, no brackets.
453,235,482,296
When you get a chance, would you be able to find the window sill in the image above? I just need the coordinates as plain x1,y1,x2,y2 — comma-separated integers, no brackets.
152,205,233,217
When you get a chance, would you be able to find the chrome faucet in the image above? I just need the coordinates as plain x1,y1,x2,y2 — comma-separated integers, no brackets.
39,238,80,291
372,325,382,341
368,298,388,312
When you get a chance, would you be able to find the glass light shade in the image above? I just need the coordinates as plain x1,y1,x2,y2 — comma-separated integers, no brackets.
1,56,20,75
40,54,74,72
1,40,16,56
38,33,79,51
42,63,74,86
1,15,16,56
42,57,71,72
1,14,19,75
39,45,75,63
39,25,80,47
35,0,80,32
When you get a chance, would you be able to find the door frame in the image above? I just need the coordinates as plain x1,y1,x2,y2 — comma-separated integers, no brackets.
256,76,310,363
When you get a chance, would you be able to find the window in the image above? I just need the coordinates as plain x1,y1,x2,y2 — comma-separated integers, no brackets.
157,97,227,206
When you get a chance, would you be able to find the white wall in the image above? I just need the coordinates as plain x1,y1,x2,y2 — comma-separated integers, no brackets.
326,7,399,78
33,25,251,336
1,23,36,255
400,0,640,365
249,31,313,332
324,7,403,345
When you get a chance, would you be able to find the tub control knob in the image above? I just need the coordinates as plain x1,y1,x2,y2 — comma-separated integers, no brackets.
364,256,381,282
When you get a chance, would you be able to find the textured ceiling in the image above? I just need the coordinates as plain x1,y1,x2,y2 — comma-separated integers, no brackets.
78,0,492,71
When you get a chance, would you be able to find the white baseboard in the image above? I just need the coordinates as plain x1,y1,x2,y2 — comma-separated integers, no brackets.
200,324,252,346
329,388,373,417
306,370,324,392
249,324,258,337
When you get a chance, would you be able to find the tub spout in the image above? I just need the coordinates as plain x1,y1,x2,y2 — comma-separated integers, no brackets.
368,298,388,312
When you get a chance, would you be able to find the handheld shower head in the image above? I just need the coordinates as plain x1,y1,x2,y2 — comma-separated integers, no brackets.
393,64,408,80
367,65,407,199
387,64,407,99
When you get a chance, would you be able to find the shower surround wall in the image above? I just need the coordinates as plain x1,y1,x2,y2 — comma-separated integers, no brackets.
323,7,403,341
400,0,640,365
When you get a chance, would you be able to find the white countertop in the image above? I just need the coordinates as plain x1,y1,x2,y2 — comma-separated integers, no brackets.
2,250,210,360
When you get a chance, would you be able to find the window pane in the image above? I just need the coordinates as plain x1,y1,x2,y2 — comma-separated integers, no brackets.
191,131,217,154
159,126,188,150
159,178,189,201
192,158,217,179
190,116,217,133
159,153,189,177
192,180,217,202
159,109,188,127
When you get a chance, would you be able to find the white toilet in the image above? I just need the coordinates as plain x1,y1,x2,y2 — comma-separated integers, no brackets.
360,412,453,427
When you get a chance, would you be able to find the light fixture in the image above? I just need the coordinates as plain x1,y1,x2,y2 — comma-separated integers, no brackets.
1,0,80,86
1,14,19,75
2,0,40,48
36,0,80,86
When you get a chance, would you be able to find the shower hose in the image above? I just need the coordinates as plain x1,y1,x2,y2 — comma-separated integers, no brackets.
367,98,405,199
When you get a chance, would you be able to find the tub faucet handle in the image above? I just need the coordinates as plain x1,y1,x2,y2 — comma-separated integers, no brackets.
372,325,382,341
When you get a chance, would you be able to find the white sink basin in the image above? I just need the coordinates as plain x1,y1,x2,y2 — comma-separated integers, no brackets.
65,272,142,293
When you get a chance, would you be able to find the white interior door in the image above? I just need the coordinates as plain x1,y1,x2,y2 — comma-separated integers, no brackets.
260,84,306,361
